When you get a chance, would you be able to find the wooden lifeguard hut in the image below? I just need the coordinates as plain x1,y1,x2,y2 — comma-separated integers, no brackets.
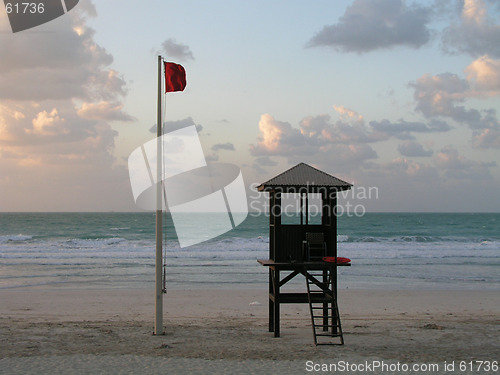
257,162,352,345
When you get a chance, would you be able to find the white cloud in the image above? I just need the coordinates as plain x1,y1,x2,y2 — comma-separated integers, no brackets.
0,2,135,211
251,114,301,154
442,0,500,57
465,55,500,94
333,105,364,122
28,109,67,135
77,101,135,122
161,38,195,61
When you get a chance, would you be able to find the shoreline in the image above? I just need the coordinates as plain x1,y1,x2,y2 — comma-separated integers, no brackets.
1,288,499,374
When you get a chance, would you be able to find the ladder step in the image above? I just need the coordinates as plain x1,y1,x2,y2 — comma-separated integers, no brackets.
307,277,330,280
312,321,340,326
308,292,332,295
311,306,337,309
316,333,342,337
312,323,340,327
311,318,339,323
307,280,330,284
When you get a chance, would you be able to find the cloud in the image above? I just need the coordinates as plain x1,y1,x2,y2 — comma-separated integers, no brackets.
0,11,126,102
250,114,302,154
471,127,500,148
333,105,364,122
254,156,278,167
27,109,66,136
358,157,441,190
410,1,500,148
306,0,433,53
205,154,219,162
301,111,385,144
250,108,458,171
161,38,195,61
386,157,439,181
150,117,203,134
411,51,500,122
410,64,500,147
77,101,135,122
411,73,470,118
434,146,495,180
370,118,451,139
398,141,433,157
0,2,134,211
442,0,500,57
250,113,378,172
363,146,494,184
465,55,500,93
211,142,235,151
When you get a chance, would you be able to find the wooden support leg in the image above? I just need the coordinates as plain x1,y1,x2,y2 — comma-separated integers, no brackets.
332,265,338,335
274,269,280,337
323,270,328,331
268,269,274,332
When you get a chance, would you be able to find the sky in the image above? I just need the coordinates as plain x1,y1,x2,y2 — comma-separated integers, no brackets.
1,0,500,212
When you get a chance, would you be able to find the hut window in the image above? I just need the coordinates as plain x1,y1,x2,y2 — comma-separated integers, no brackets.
307,193,322,225
280,193,322,225
281,193,301,224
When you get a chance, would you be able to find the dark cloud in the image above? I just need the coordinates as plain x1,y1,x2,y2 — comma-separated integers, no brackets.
306,0,433,53
472,128,500,148
255,156,278,167
211,142,235,151
150,117,203,134
398,141,433,157
205,154,219,162
252,162,268,175
370,119,451,138
161,38,194,61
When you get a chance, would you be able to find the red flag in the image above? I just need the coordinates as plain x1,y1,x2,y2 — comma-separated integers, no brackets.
164,62,187,92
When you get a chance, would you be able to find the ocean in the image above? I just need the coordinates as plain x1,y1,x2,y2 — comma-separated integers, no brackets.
1,212,499,291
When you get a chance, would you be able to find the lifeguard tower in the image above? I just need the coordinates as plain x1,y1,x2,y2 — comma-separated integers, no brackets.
257,162,352,345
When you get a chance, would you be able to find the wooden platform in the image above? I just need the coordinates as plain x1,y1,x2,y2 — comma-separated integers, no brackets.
257,259,350,337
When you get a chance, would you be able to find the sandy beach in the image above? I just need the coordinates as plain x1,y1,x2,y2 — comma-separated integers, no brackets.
1,287,499,374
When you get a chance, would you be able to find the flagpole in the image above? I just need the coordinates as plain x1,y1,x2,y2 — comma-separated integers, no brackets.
154,55,164,335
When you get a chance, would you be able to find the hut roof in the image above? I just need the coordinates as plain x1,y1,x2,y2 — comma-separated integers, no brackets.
257,162,352,192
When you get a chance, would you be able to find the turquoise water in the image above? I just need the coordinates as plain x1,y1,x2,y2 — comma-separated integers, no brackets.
0,212,499,290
